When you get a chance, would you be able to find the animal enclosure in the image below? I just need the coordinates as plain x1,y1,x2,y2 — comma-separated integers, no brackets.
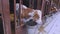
0,0,59,34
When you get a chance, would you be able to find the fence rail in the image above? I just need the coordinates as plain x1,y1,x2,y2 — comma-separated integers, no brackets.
0,0,51,34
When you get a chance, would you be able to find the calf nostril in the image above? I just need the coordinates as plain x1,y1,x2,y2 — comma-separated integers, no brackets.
26,19,37,26
29,19,33,21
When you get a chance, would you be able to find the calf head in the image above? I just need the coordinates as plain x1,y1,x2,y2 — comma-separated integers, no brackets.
21,8,33,19
21,8,40,21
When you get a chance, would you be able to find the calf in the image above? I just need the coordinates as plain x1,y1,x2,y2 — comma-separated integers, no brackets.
16,3,42,26
16,3,43,34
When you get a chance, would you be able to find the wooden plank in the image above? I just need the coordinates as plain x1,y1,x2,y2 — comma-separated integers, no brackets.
2,0,12,34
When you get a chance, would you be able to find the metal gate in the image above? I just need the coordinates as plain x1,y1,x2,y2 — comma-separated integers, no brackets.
0,0,51,34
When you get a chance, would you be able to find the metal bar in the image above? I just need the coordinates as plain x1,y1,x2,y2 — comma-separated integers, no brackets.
41,0,46,25
29,0,32,8
37,0,40,9
58,0,59,7
14,0,16,27
0,0,2,14
14,0,27,34
14,0,16,34
41,0,46,17
29,0,34,9
14,0,19,34
0,0,5,34
32,0,34,9
19,0,27,34
2,0,12,34
0,0,2,18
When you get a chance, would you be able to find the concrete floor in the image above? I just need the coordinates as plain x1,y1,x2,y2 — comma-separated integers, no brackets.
27,11,60,34
44,11,60,34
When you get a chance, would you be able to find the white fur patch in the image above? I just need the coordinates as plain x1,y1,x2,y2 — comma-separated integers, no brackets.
16,3,28,10
35,10,42,24
16,3,19,11
28,10,35,17
28,10,42,25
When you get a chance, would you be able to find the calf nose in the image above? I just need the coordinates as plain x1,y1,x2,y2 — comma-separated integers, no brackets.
26,19,37,26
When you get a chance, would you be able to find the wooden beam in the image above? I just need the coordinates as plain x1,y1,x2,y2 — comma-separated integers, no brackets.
2,0,12,34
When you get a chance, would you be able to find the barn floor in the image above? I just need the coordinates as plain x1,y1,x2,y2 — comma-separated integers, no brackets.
44,11,60,34
0,10,60,34
27,10,60,34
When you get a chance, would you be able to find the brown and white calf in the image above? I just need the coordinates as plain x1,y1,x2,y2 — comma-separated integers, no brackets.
16,3,43,34
16,3,42,26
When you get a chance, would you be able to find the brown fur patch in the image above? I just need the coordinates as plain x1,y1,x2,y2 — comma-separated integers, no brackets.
21,8,33,19
33,11,39,21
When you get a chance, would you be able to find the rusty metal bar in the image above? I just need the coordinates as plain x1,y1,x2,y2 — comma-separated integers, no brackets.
37,0,40,9
29,0,32,8
0,0,5,34
0,0,2,18
41,0,46,17
14,0,19,34
29,0,35,9
19,0,27,34
58,0,60,8
2,0,12,34
41,0,46,25
14,0,27,34
0,0,2,14
32,0,34,9
14,0,17,34
14,0,16,27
